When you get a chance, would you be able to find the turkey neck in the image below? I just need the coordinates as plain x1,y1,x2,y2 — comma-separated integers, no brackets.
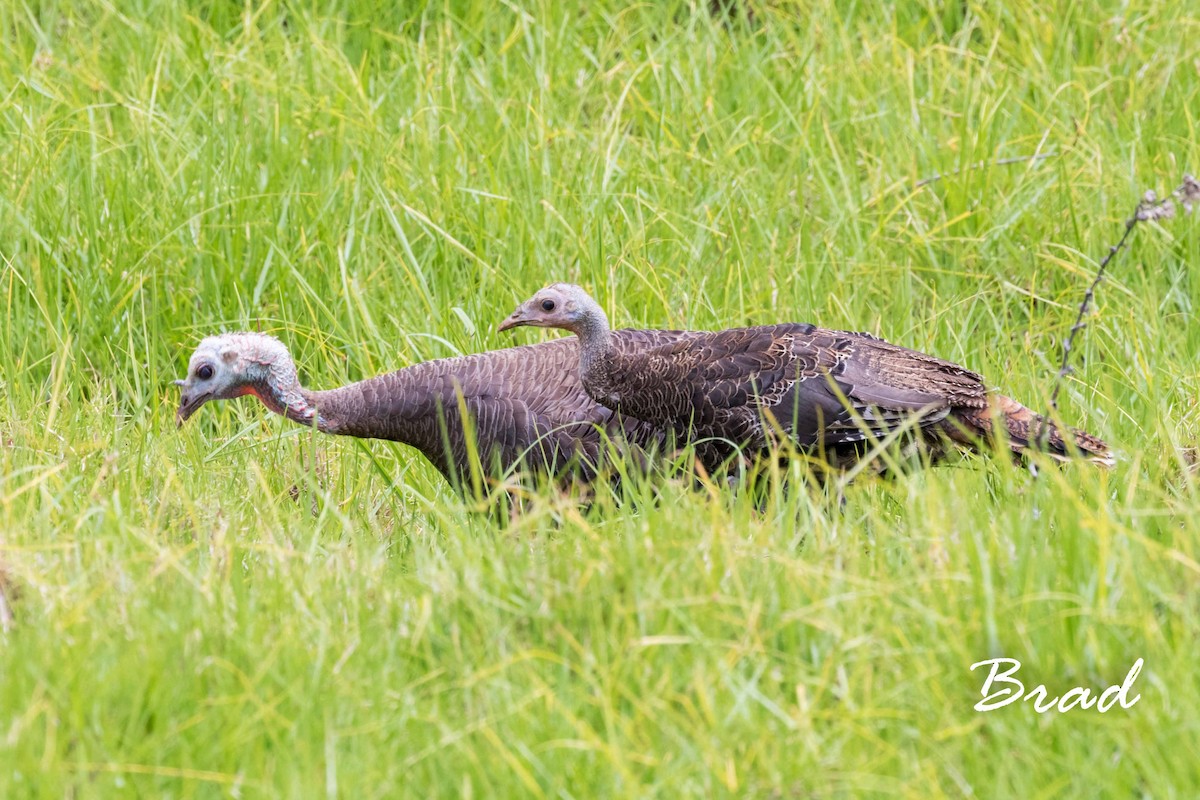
237,355,324,429
243,354,387,440
574,311,620,401
242,352,480,478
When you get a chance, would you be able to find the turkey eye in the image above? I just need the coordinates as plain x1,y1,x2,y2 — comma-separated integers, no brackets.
197,364,214,381
541,299,556,312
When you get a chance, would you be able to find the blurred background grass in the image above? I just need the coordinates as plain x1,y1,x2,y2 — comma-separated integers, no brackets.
1,0,1199,795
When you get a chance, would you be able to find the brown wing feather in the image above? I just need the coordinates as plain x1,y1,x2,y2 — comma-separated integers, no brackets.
588,324,992,454
603,324,827,421
830,332,988,411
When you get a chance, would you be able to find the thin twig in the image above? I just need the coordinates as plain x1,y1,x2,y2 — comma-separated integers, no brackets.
915,151,1058,188
1037,176,1199,447
1045,218,1137,412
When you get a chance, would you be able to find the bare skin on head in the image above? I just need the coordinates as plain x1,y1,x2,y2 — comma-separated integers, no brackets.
174,332,319,428
500,283,1113,469
498,283,609,337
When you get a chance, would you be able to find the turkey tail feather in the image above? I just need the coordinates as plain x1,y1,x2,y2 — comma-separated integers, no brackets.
964,395,1113,467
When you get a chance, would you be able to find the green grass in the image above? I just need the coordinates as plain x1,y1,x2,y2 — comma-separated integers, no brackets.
2,0,1199,795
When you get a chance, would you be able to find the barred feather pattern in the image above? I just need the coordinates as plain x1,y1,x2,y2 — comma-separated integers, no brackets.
583,322,1113,469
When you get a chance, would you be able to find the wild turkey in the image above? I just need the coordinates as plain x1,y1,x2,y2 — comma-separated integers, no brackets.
174,331,702,491
498,284,1113,470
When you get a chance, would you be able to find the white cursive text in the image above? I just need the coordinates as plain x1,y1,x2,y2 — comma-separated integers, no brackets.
969,658,1143,713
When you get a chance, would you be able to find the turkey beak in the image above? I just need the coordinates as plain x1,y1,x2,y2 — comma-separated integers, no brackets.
174,379,209,427
498,308,526,333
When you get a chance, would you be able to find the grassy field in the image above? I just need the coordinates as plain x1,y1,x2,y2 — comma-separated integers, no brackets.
2,0,1199,795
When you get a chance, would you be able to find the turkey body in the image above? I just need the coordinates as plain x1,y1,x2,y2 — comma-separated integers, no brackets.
578,322,1111,468
305,330,700,487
